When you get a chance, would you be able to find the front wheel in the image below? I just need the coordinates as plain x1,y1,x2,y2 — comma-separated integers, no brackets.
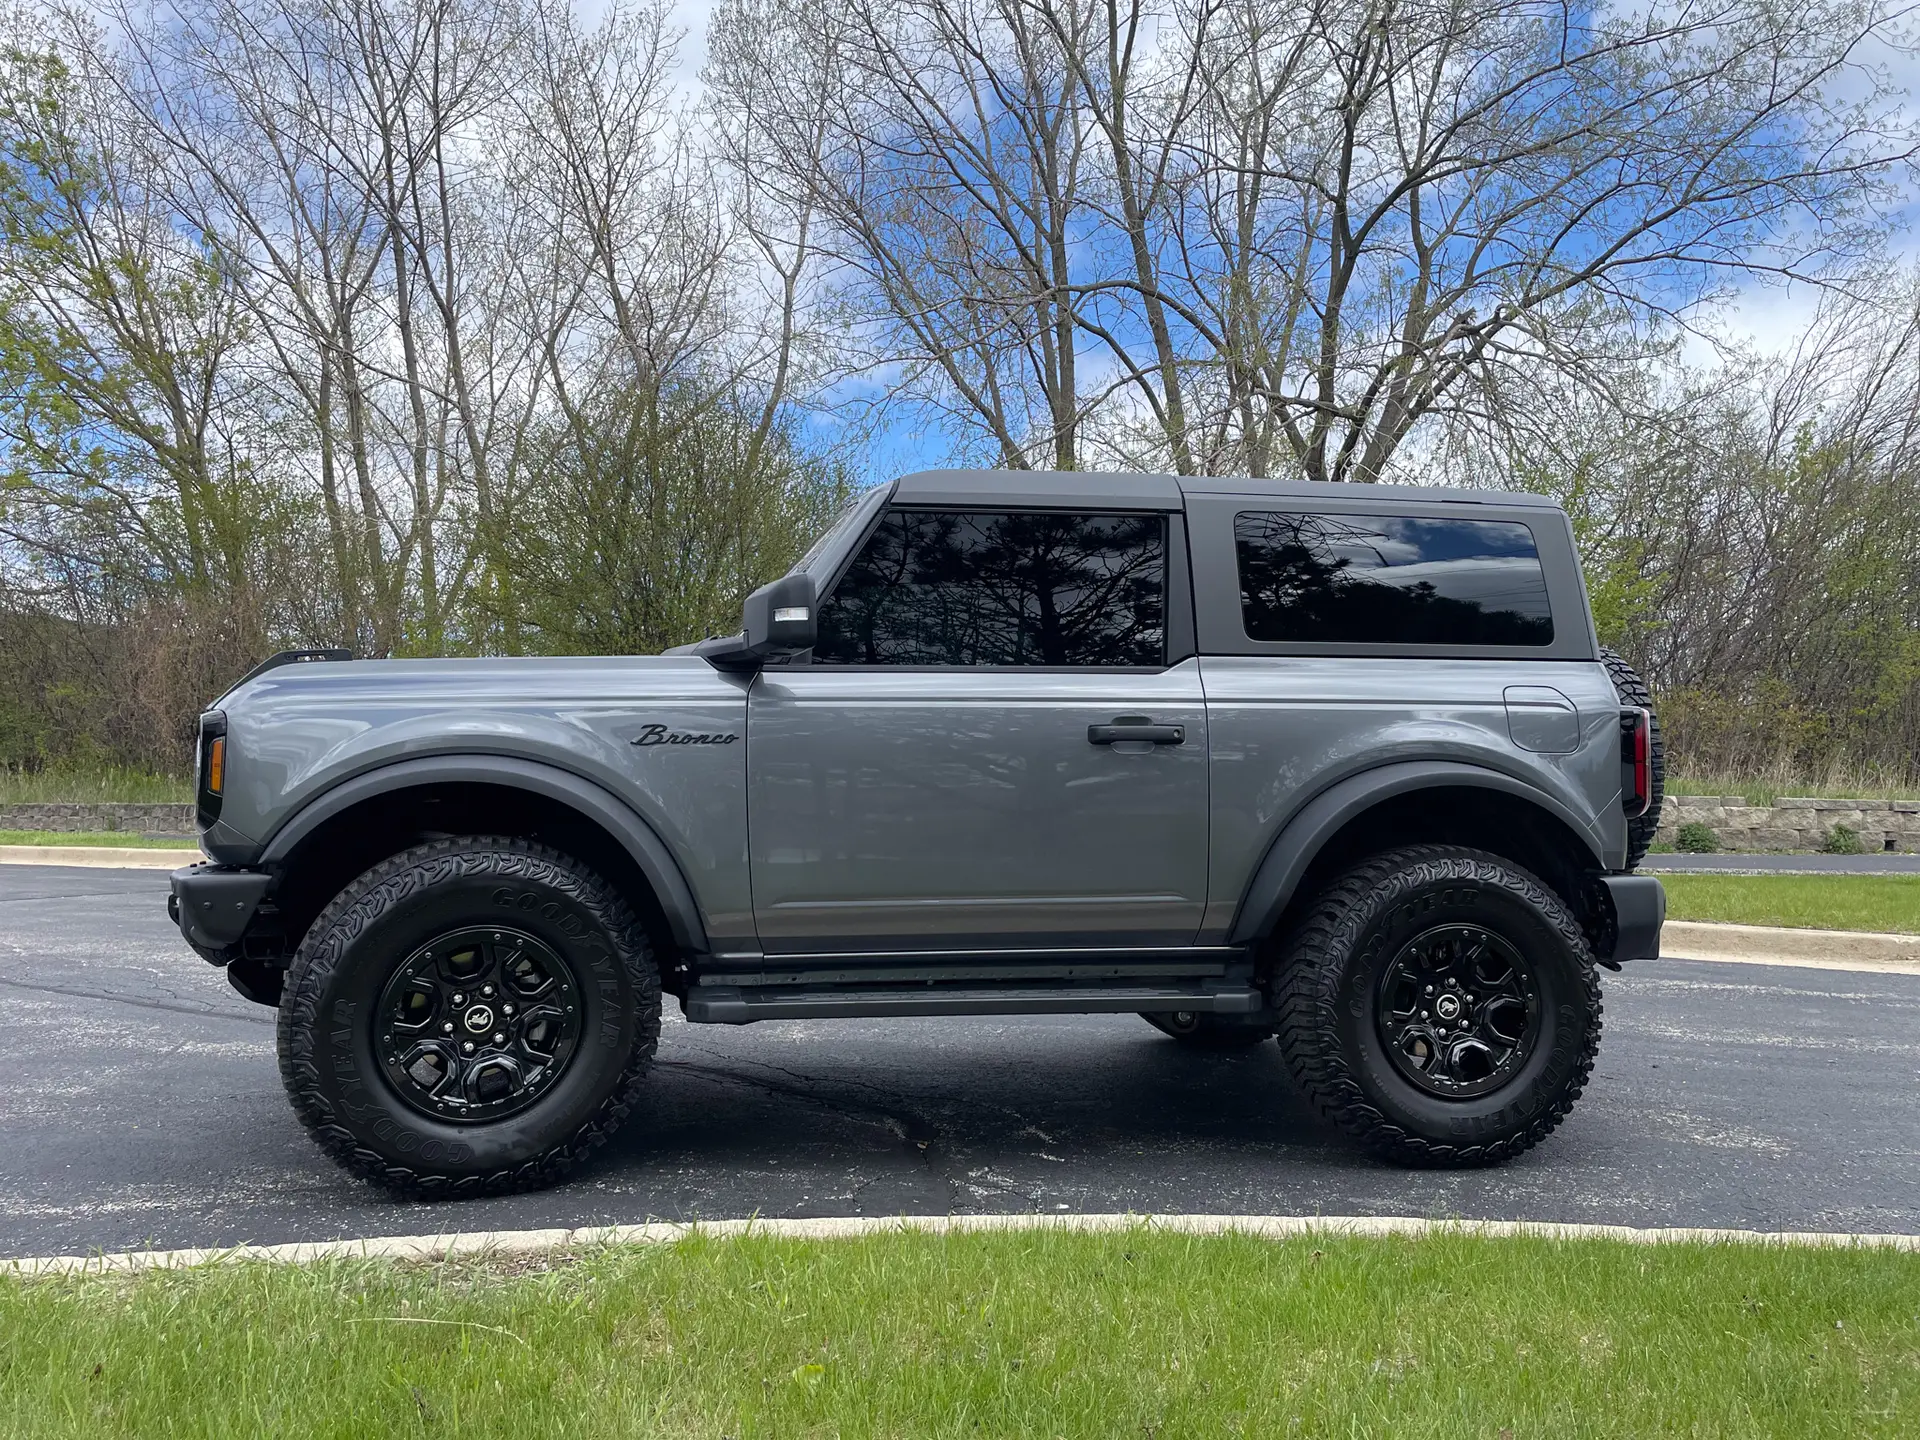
277,837,661,1197
1274,845,1601,1166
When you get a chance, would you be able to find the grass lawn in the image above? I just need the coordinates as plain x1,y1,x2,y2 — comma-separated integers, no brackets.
1661,873,1920,934
1668,775,1920,804
2,1231,1916,1438
0,766,192,806
0,830,195,849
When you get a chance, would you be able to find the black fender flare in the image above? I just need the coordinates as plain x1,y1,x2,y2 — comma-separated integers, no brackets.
1227,760,1605,947
258,754,711,955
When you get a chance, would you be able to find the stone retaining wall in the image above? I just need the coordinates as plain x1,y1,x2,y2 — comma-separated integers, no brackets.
0,802,196,835
1656,795,1920,853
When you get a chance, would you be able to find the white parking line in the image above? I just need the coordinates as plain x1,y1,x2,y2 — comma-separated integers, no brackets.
7,1211,1917,1276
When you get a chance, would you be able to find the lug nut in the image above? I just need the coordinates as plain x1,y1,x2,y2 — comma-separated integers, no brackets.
441,1022,454,1034
503,1004,516,1016
452,992,466,1006
462,1041,475,1055
493,1032,505,1044
482,984,495,997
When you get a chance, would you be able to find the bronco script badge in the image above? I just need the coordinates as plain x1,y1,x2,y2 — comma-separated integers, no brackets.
630,723,739,748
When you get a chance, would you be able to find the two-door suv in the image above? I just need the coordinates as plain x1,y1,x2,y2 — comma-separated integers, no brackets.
169,470,1666,1195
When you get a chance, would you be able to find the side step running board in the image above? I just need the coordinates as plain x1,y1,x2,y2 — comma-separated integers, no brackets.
683,982,1264,1026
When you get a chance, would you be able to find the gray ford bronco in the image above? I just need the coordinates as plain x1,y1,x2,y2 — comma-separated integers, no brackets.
169,469,1666,1195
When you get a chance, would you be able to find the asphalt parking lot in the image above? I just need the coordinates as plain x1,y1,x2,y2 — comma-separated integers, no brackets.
3,863,1917,1259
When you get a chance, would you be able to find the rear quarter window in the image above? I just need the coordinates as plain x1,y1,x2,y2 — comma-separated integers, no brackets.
1234,512,1554,646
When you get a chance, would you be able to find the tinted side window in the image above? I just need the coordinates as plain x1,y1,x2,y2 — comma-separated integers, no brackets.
814,510,1167,666
1235,512,1554,646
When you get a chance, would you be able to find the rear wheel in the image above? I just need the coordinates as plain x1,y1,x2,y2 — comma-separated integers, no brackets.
277,837,660,1197
1275,845,1601,1166
1140,1010,1276,1049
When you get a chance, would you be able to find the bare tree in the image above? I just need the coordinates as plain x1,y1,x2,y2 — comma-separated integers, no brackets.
719,0,1919,480
710,0,1105,469
0,24,260,612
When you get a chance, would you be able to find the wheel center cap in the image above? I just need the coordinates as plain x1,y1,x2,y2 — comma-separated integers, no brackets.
1434,993,1463,1021
463,1004,495,1034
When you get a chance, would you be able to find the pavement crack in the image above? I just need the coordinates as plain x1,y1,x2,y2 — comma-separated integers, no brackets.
0,974,268,1024
657,1057,934,1137
656,1056,963,1203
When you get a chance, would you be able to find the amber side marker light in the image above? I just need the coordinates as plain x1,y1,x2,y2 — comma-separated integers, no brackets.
206,735,225,795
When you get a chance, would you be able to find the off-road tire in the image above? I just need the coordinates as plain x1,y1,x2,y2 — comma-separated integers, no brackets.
1274,846,1602,1167
1599,646,1664,869
277,837,661,1197
1139,1011,1277,1048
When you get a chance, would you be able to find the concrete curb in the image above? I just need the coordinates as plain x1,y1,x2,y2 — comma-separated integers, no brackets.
0,845,198,869
1662,920,1920,974
7,1213,1917,1277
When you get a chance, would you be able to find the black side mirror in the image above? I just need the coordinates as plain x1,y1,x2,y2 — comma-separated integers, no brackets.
695,572,818,671
743,572,818,654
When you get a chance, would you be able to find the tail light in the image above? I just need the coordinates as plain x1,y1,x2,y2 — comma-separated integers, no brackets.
1619,708,1652,818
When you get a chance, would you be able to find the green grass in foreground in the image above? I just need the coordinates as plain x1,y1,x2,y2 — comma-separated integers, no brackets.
1661,873,1920,933
0,766,192,805
0,830,195,849
2,1232,1916,1438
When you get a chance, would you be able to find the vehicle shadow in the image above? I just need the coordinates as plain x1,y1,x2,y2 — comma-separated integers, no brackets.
589,1016,1361,1209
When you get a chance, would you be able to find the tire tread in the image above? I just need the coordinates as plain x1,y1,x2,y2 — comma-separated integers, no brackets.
1598,645,1665,869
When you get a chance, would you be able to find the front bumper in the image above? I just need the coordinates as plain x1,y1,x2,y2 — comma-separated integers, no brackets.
168,864,272,957
1600,873,1665,964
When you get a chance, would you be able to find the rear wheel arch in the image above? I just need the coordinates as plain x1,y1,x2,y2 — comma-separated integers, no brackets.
1231,763,1605,952
257,758,708,973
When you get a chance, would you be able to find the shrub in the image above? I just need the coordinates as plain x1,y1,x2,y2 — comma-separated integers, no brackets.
1822,823,1866,855
1675,822,1719,853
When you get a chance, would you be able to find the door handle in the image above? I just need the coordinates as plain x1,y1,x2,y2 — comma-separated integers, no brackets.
1088,718,1184,746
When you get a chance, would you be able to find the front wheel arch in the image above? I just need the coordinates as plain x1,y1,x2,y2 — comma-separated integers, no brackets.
256,761,708,975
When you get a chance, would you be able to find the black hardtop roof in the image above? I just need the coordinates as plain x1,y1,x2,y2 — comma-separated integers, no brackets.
890,468,1560,511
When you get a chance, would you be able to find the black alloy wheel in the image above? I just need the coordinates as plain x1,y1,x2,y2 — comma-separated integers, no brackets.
278,837,660,1197
1374,924,1538,1098
377,926,583,1123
